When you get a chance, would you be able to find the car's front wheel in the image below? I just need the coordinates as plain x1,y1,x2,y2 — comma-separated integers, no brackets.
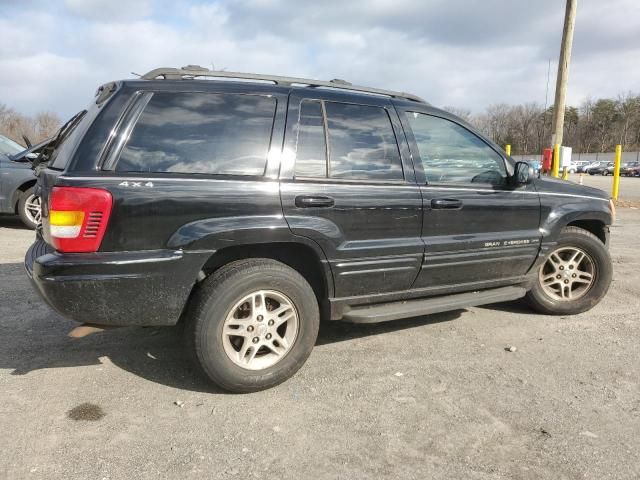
184,259,319,393
526,227,612,315
17,187,40,229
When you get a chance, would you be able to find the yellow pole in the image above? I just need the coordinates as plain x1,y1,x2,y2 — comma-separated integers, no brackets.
612,144,622,201
562,167,569,180
505,144,511,156
552,143,560,178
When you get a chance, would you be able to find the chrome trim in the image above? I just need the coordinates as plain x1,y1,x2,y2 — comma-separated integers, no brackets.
339,265,416,276
58,176,609,201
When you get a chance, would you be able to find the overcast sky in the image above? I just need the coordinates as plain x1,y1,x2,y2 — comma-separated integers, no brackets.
1,0,639,119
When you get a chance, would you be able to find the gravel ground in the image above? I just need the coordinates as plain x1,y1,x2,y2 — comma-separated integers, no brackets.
567,173,640,202
1,211,639,480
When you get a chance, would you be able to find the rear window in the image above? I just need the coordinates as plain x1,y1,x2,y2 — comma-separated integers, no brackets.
115,92,276,176
49,107,98,169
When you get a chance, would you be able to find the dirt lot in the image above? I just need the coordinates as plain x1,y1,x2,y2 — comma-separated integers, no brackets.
567,173,640,202
1,211,639,480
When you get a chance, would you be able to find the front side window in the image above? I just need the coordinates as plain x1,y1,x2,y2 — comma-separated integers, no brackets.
116,92,276,175
406,112,506,186
325,102,403,181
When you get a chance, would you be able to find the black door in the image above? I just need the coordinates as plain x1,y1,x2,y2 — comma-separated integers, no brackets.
279,93,423,298
398,109,541,292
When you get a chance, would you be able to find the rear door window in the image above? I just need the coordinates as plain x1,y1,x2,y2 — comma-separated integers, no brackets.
294,100,327,178
115,92,276,176
325,102,403,181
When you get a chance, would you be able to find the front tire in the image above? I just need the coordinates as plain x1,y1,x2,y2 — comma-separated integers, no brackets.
184,259,320,393
526,227,612,315
17,187,40,229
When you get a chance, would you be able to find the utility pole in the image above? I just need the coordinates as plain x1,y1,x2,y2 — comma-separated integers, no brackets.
551,0,577,147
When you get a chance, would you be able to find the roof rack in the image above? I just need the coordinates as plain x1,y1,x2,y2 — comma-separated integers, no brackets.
140,65,426,103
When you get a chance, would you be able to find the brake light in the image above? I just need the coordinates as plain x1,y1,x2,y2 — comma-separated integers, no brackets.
48,187,113,253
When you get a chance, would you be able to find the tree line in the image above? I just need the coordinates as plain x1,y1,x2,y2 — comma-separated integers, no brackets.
446,93,640,155
0,103,61,147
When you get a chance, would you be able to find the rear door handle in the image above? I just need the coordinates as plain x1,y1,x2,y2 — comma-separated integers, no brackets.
431,198,463,209
295,195,335,208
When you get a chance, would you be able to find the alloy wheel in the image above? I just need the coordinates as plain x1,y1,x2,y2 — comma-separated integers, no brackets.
539,247,596,301
221,290,299,370
24,194,41,225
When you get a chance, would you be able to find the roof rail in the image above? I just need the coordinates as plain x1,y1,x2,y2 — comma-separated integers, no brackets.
140,65,426,103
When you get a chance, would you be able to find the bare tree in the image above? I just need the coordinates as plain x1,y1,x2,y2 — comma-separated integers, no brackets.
0,103,61,146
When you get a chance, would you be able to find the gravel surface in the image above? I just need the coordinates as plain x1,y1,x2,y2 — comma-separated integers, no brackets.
567,173,640,202
1,211,639,479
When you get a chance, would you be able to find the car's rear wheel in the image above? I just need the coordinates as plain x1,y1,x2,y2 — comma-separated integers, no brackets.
184,259,319,393
17,187,40,229
526,226,612,315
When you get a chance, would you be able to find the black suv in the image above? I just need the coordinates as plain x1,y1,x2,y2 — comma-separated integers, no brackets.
25,66,614,392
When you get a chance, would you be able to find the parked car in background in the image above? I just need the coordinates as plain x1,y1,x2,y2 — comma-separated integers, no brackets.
521,158,541,173
569,160,589,173
0,134,40,228
621,162,640,176
588,162,615,175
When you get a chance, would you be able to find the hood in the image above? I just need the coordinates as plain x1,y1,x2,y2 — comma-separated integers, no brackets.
533,176,610,201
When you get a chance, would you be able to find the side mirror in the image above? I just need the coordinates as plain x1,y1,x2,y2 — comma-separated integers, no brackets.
513,161,534,185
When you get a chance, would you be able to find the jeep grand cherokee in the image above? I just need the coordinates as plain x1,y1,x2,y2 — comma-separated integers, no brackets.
25,66,614,392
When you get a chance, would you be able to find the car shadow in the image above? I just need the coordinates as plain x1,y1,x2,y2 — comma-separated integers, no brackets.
316,309,463,346
474,299,532,315
0,214,29,230
0,260,471,394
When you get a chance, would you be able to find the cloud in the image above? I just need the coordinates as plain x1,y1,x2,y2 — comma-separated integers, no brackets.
0,0,638,118
64,0,152,20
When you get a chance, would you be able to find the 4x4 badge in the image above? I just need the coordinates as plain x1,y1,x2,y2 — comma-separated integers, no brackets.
118,181,154,188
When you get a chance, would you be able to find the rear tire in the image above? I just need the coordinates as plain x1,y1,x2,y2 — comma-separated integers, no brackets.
184,259,319,393
17,187,40,229
526,227,612,315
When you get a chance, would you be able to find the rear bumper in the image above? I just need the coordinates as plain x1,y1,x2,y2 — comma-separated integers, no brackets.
25,237,210,326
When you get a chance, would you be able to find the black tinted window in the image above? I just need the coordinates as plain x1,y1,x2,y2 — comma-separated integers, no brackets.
325,102,403,180
295,101,327,178
407,112,506,186
116,92,276,175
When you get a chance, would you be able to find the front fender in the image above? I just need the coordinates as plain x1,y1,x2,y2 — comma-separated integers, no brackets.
0,160,36,212
539,199,612,243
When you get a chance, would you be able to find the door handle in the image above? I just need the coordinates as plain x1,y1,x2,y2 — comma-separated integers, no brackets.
295,195,335,208
431,198,463,209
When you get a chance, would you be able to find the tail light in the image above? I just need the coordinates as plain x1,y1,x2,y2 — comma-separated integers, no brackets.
48,187,113,253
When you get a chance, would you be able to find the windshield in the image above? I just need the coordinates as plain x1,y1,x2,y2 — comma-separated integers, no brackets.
0,135,25,156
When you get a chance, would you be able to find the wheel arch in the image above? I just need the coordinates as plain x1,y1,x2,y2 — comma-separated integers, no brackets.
12,179,37,212
566,219,608,244
199,241,334,301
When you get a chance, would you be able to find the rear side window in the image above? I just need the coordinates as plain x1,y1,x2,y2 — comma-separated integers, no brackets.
293,100,403,181
325,102,403,181
294,100,327,178
116,92,276,175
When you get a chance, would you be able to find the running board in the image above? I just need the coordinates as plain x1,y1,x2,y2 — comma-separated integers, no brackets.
341,286,527,324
